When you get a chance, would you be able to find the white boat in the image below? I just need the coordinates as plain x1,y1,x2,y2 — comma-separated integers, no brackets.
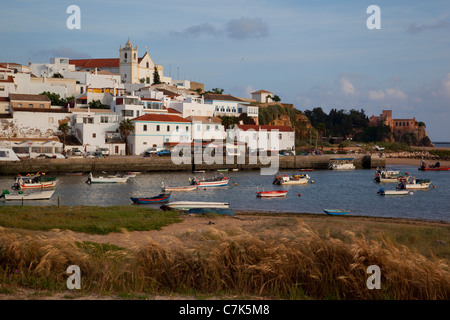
86,173,129,184
0,147,20,161
396,176,431,190
163,201,230,211
161,182,198,192
377,188,411,196
329,158,355,170
0,189,55,201
189,173,229,187
273,173,310,185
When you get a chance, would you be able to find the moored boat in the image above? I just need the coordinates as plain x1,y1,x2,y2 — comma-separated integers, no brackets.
396,175,431,190
323,209,350,215
273,173,310,185
256,190,288,197
0,189,55,201
130,193,171,204
377,188,411,196
86,173,129,184
19,180,57,190
189,172,229,187
161,182,198,192
162,201,230,211
418,160,449,171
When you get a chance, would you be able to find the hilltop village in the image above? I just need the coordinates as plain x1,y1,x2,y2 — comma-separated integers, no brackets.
0,40,431,159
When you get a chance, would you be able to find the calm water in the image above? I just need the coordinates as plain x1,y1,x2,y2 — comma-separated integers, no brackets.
433,142,450,148
1,166,449,222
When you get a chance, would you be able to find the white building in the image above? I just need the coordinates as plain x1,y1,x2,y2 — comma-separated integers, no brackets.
233,124,295,152
167,96,215,118
251,90,274,103
129,113,192,155
187,116,226,142
29,57,75,78
204,93,258,122
70,108,125,155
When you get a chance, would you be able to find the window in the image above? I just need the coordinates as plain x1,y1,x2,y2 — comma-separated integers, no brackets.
167,125,170,132
18,103,22,107
0,86,4,91
156,125,160,132
215,125,219,131
197,124,201,131
186,126,189,132
29,104,33,108
146,62,149,68
93,133,96,138
83,117,94,124
40,104,44,108
206,125,210,131
279,133,282,140
100,116,109,123
176,126,179,132
121,110,134,117
143,124,147,131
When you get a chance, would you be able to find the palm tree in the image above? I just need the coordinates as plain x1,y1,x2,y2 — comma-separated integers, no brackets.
58,121,71,152
316,123,326,149
119,119,134,155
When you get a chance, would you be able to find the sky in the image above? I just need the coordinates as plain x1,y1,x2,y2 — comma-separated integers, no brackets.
1,0,450,141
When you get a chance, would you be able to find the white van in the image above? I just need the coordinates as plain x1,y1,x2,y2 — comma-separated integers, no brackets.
95,148,110,156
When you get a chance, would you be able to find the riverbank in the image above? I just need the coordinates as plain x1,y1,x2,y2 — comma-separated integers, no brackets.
385,158,450,167
0,207,448,300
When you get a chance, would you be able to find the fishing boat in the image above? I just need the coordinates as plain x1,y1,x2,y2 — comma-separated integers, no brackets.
18,180,57,190
162,201,230,211
374,168,408,183
418,160,450,171
187,208,235,216
12,173,56,190
256,190,288,198
328,158,355,170
86,173,129,184
189,172,229,187
377,188,411,196
0,189,55,201
323,209,350,215
161,182,198,192
396,176,431,190
273,173,310,185
130,193,171,204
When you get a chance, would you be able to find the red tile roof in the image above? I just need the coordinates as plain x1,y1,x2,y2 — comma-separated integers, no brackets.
0,76,14,83
132,113,191,123
70,58,120,69
203,93,244,102
251,90,273,94
236,125,293,132
167,108,182,114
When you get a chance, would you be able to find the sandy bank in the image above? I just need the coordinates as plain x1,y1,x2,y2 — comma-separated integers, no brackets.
385,158,450,167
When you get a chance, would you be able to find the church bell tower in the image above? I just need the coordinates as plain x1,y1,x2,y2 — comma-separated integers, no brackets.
119,39,139,84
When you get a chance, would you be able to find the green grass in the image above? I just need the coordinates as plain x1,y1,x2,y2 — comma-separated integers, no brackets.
0,205,181,235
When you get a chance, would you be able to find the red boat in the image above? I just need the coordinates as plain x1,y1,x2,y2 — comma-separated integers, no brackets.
256,190,288,198
418,161,449,171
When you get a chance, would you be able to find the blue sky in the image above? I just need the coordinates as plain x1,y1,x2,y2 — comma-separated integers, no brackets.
1,0,450,141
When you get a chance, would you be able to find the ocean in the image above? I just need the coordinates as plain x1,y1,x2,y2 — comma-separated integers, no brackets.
1,165,449,222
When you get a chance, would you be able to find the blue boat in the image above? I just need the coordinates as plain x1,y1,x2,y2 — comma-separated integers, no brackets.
187,208,235,216
323,209,350,215
130,193,171,204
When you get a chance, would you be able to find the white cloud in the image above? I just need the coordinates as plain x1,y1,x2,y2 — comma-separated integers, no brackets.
368,88,408,101
442,73,450,98
339,78,356,96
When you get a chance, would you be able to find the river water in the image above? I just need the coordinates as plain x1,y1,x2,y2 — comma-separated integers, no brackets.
1,165,449,222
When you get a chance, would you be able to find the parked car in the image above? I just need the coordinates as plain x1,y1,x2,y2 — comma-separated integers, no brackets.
142,147,163,156
96,148,110,156
72,148,82,156
156,149,171,157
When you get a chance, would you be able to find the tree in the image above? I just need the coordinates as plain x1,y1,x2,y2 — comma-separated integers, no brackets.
153,67,161,85
119,119,135,155
272,94,281,102
58,120,71,151
316,123,327,148
88,99,104,109
52,73,64,78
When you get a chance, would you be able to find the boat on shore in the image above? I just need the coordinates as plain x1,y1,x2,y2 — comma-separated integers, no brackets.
377,188,411,196
189,172,229,187
329,158,355,170
130,193,171,204
273,173,310,185
323,209,350,215
256,190,288,198
0,189,55,201
86,173,129,184
162,201,230,211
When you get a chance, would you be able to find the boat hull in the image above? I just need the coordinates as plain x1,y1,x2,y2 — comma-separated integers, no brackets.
256,190,288,197
418,167,450,171
378,189,410,195
163,186,198,192
19,181,56,189
2,190,55,200
323,209,350,215
164,201,230,210
130,194,171,204
196,179,229,187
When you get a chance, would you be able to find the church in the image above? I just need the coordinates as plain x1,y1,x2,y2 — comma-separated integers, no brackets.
70,39,164,85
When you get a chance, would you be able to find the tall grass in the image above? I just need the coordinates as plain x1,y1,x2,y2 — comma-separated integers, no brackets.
0,223,448,299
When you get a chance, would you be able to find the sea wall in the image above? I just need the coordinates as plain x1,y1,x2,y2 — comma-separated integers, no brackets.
0,154,385,175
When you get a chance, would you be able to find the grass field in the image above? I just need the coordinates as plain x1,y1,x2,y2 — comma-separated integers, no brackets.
0,206,448,300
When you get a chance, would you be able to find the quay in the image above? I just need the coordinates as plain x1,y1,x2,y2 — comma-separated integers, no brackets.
0,154,385,175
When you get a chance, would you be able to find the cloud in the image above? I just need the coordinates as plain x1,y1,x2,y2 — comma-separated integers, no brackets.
368,88,408,101
225,17,268,39
176,23,217,37
29,47,92,60
407,19,450,34
339,78,356,96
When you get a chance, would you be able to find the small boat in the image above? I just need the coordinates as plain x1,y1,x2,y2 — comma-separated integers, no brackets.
323,209,350,215
396,176,431,190
65,172,83,176
299,169,313,172
161,182,198,192
162,201,230,211
329,158,355,170
256,190,288,198
377,188,411,196
189,173,229,187
130,193,171,204
86,173,129,184
19,180,57,190
187,208,235,216
374,167,408,183
418,161,450,171
216,169,229,172
273,173,310,185
0,189,55,201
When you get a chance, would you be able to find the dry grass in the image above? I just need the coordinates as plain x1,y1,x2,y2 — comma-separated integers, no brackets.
0,217,448,300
